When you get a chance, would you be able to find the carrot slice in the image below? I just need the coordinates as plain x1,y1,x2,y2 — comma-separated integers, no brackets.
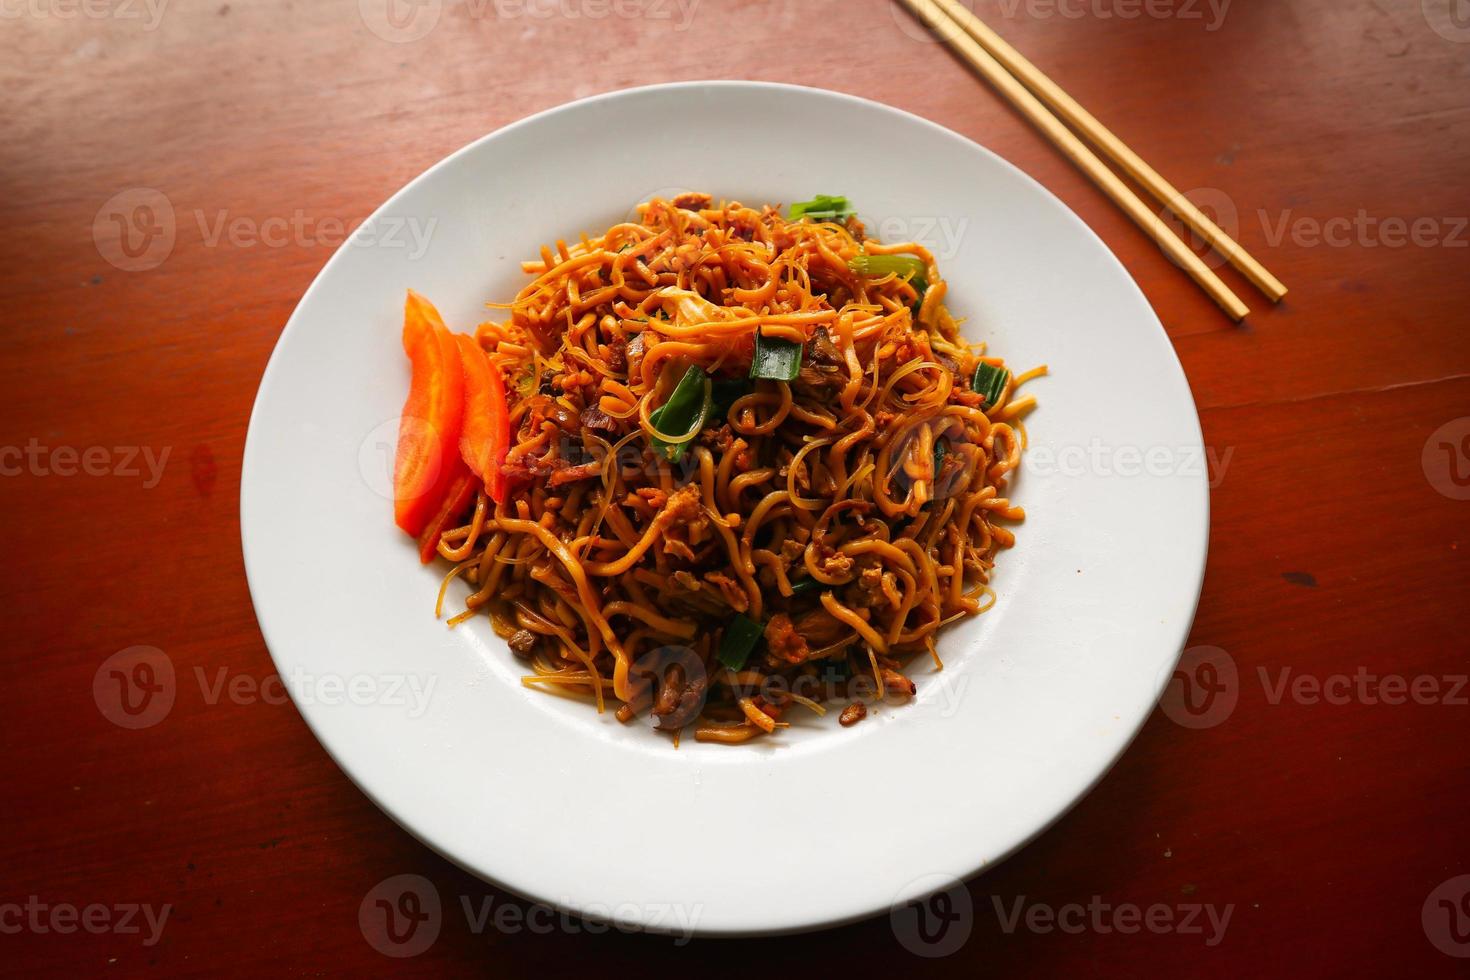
453,333,512,503
401,288,441,355
392,292,464,537
415,463,477,564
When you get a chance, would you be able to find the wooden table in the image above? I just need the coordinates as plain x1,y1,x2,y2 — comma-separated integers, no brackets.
4,0,1467,973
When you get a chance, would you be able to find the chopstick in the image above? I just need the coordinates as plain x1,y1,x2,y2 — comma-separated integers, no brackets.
928,0,1287,303
897,0,1252,321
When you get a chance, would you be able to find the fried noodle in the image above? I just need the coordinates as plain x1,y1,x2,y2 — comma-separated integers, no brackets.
430,194,1042,744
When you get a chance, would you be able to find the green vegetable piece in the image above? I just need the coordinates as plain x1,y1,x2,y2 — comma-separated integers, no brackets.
749,331,803,382
787,578,827,598
972,362,1009,408
718,613,765,671
648,365,711,461
789,195,854,223
848,253,929,311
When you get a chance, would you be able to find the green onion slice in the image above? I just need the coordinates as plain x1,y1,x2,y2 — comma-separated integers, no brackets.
717,613,765,671
972,362,1009,408
848,253,929,310
786,578,827,598
648,365,712,461
789,195,853,223
749,331,803,382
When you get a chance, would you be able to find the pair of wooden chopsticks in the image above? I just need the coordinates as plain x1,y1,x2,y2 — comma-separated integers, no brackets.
898,0,1286,320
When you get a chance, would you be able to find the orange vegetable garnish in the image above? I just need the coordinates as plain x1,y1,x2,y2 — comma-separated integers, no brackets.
453,332,511,504
392,291,464,538
415,464,477,564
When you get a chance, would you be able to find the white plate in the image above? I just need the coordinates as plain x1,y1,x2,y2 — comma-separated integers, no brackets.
241,81,1207,936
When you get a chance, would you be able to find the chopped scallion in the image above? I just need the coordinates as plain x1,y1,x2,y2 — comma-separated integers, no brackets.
972,362,1009,408
787,578,827,598
749,331,803,382
789,195,854,223
849,253,929,311
717,613,764,671
648,365,711,461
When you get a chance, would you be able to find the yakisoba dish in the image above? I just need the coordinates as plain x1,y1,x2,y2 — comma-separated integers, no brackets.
390,193,1043,745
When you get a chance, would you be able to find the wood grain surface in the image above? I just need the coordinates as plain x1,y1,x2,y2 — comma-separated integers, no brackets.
2,0,1468,974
